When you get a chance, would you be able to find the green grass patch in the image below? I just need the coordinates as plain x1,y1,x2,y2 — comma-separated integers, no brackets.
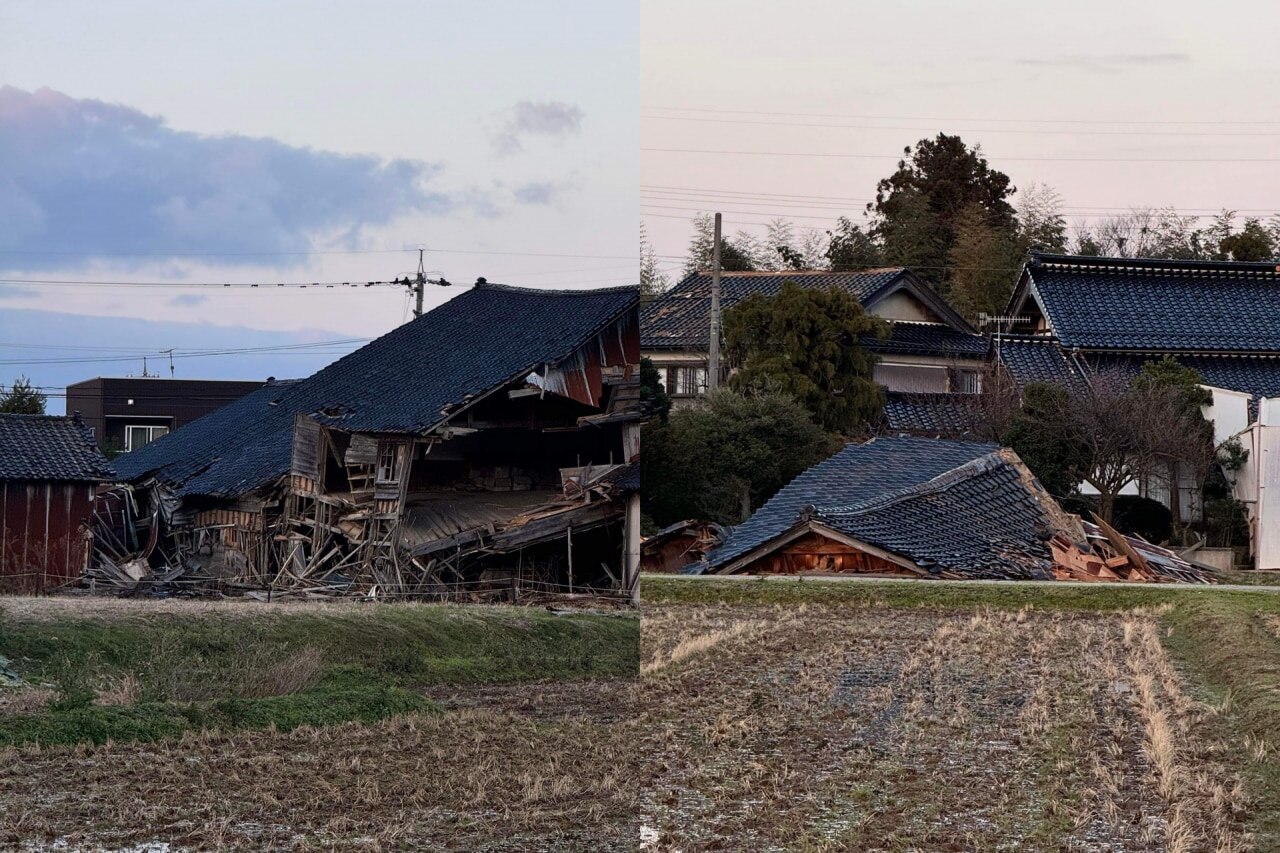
643,573,1280,612
0,600,637,746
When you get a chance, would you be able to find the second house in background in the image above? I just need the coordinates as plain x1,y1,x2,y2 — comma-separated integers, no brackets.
641,268,987,402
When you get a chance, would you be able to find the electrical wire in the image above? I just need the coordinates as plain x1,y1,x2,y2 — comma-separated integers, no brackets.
642,105,1280,126
642,146,1280,163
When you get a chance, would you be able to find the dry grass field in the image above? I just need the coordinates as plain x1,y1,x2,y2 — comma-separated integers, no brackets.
639,577,1280,852
6,580,1280,850
0,596,640,851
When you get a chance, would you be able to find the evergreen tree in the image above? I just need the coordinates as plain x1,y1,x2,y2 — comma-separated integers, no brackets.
0,376,46,414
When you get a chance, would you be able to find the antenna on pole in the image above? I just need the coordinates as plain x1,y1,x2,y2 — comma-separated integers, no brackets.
707,212,723,392
977,313,1031,362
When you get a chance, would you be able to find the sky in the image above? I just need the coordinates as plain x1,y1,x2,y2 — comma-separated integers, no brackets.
641,0,1280,282
0,1,638,411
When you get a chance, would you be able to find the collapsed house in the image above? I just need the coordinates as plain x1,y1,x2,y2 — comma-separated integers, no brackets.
689,436,1211,583
106,282,641,601
640,519,724,573
0,414,116,592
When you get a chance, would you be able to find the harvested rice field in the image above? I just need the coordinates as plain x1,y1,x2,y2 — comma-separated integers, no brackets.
8,579,1280,850
0,597,640,851
639,577,1280,852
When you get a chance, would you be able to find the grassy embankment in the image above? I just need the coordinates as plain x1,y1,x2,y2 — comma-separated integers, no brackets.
0,598,637,747
645,574,1280,846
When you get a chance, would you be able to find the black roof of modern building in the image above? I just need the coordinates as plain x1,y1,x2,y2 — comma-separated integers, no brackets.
642,268,980,353
1009,253,1280,352
702,436,1001,572
0,414,115,482
114,283,638,499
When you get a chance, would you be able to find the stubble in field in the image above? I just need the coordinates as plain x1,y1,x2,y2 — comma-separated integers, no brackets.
638,603,1248,852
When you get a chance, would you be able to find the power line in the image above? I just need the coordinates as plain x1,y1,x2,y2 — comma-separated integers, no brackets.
639,201,1248,222
0,339,371,367
0,278,405,289
646,113,1280,137
642,105,1280,127
642,146,1280,164
640,185,1280,216
0,246,637,261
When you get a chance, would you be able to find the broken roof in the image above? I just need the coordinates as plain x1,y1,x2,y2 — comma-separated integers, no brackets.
703,436,1000,572
0,414,115,482
813,451,1057,579
1013,253,1280,352
641,269,976,351
114,283,638,498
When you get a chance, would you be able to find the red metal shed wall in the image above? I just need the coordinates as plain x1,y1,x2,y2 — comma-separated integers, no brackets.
0,480,95,593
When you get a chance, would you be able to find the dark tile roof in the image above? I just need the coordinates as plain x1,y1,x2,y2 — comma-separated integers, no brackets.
115,283,638,498
0,414,115,482
1085,352,1280,421
111,380,298,493
703,436,998,571
641,269,908,349
1026,253,1280,352
597,461,640,493
1085,352,1280,399
815,452,1054,579
882,392,979,437
863,322,987,358
994,336,1090,388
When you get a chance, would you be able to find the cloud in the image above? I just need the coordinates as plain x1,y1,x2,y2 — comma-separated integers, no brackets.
512,181,562,205
492,100,584,155
168,294,208,307
1015,52,1190,72
0,87,456,268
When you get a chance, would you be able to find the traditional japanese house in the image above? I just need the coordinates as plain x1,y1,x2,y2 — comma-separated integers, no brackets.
641,269,987,404
995,253,1280,545
0,414,115,592
110,282,641,600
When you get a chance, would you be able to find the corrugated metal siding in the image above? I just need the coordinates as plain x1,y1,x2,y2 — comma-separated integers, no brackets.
0,479,95,592
1257,426,1280,570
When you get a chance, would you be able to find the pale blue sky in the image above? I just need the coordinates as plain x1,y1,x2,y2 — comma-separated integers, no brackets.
0,1,637,406
642,0,1280,271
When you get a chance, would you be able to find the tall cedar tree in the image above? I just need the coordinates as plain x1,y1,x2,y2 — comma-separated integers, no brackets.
871,134,1017,306
641,389,839,526
0,376,46,414
639,357,672,421
723,283,886,434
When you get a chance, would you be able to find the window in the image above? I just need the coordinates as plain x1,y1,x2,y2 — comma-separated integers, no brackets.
663,366,708,397
377,443,401,483
951,369,982,394
125,424,168,452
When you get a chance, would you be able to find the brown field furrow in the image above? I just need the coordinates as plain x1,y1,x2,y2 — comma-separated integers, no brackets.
639,605,1248,852
0,686,640,851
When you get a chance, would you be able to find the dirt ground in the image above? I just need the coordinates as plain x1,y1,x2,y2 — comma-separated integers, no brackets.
0,600,1253,851
639,603,1250,852
0,677,640,851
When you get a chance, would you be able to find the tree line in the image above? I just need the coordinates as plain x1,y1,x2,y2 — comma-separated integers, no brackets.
641,133,1280,321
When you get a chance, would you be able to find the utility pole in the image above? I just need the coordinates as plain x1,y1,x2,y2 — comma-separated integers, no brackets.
413,248,426,318
707,212,723,391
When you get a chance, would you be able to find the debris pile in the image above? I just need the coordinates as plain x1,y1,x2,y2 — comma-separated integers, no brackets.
1049,515,1213,584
